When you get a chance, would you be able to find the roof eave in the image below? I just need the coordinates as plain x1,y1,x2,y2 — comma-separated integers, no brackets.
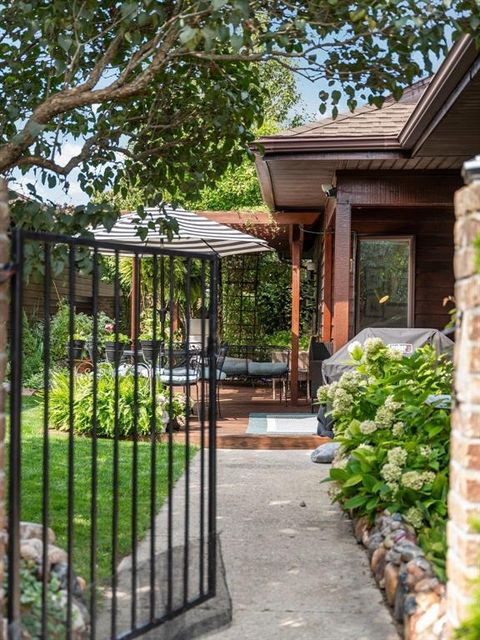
400,35,478,150
252,136,403,155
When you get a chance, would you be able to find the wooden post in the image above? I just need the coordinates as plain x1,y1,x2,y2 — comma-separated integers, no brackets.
333,202,351,351
290,225,303,405
322,230,333,343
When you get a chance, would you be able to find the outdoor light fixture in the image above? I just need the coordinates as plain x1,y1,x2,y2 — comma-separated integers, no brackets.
321,184,337,198
462,155,480,184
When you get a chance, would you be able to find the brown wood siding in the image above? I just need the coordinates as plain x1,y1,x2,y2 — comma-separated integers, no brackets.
23,270,115,319
349,207,454,334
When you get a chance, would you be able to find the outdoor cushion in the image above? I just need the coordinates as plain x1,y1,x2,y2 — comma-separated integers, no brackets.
223,357,248,376
158,373,198,385
156,367,198,385
247,361,288,377
197,367,227,381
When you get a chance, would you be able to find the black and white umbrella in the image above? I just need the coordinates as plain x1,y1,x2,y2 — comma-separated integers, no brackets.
92,207,271,256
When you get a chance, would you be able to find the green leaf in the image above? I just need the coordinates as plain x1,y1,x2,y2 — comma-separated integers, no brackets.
344,494,369,510
343,474,364,488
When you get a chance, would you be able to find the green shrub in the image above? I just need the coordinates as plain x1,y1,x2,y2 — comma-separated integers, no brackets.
21,313,44,388
318,339,452,576
50,302,113,365
48,365,186,438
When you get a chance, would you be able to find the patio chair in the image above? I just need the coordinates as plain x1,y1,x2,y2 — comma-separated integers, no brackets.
197,344,229,417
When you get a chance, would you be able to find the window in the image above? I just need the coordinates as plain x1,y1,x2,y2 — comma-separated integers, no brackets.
355,237,414,332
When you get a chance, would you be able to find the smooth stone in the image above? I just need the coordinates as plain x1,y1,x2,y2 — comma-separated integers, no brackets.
20,541,42,563
20,522,56,544
367,532,384,558
415,602,441,635
354,516,370,543
48,544,68,565
394,581,406,621
386,549,402,565
384,563,400,605
414,577,440,593
383,538,394,549
310,442,340,463
404,593,418,616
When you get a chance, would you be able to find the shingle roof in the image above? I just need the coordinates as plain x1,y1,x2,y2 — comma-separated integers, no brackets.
267,79,430,141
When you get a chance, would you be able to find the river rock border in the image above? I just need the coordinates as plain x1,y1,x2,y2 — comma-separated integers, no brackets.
353,512,447,639
2,521,89,639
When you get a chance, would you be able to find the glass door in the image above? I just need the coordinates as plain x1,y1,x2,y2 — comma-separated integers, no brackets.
355,237,414,332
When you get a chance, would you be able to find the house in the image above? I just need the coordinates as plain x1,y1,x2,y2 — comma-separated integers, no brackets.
252,35,480,399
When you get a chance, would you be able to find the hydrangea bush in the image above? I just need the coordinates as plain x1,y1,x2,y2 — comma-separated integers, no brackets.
318,338,452,577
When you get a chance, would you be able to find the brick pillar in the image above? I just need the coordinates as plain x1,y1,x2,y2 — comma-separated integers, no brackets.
447,163,480,630
0,178,10,639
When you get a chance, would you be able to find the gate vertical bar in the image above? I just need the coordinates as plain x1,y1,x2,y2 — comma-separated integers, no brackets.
183,258,191,605
207,257,218,595
41,242,51,639
199,260,206,596
149,255,159,621
167,255,175,615
131,252,140,630
8,228,23,640
90,247,99,640
66,245,76,638
111,249,121,639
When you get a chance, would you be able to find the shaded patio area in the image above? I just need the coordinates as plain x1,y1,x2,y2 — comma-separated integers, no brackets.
174,383,329,450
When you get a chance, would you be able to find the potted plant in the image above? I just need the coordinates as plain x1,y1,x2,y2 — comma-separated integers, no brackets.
68,333,87,360
104,323,130,364
139,331,163,365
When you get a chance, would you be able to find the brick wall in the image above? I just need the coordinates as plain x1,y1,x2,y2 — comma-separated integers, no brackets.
0,178,9,639
448,179,480,629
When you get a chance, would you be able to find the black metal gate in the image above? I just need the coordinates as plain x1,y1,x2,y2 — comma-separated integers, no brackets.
7,229,218,639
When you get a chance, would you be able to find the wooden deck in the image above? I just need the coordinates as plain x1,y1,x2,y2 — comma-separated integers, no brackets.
174,383,330,450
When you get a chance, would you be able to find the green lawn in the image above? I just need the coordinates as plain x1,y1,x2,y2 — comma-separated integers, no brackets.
14,396,195,585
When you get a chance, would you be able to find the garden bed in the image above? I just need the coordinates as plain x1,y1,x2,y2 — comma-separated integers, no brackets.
317,338,452,638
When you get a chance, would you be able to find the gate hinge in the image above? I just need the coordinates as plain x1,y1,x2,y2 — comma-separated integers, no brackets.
0,262,17,283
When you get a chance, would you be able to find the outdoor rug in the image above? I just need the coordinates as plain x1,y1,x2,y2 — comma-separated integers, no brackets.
246,413,318,435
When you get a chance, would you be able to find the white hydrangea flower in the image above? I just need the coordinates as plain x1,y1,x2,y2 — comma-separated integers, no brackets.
422,471,436,485
392,421,405,437
338,370,363,393
387,446,408,467
332,388,354,415
359,420,377,435
420,445,432,458
363,337,385,358
347,340,363,361
357,443,374,452
386,481,399,495
386,346,404,361
381,462,402,483
405,506,423,529
401,471,425,491
375,395,402,428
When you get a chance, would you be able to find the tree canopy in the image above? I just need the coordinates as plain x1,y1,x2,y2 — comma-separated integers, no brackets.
1,1,479,230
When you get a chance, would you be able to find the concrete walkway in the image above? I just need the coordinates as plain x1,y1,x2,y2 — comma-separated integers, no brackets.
208,449,399,640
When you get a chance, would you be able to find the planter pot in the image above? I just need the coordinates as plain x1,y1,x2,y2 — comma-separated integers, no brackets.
105,341,125,365
140,339,163,364
68,339,85,360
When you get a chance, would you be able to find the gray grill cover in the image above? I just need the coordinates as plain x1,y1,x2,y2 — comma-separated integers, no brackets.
322,328,453,384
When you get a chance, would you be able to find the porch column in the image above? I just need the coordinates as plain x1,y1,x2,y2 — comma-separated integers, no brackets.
333,201,351,351
290,224,303,405
322,230,333,343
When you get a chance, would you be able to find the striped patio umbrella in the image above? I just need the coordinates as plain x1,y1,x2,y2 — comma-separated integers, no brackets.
92,207,271,256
